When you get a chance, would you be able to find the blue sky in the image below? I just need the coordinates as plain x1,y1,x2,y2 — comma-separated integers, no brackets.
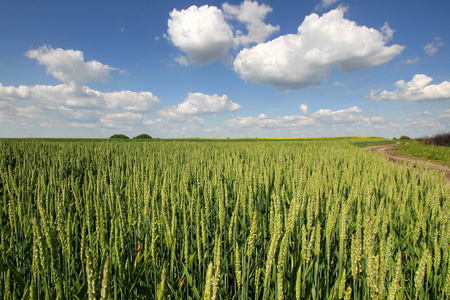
0,0,449,138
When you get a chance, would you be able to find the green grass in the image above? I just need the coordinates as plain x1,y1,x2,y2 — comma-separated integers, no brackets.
350,138,396,148
393,141,450,167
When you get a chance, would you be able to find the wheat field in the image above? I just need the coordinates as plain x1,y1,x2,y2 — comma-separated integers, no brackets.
0,138,449,299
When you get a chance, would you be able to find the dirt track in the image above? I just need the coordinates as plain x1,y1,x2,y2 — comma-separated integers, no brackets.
364,144,450,182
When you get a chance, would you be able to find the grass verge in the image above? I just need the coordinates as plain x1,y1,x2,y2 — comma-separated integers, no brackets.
393,141,450,167
351,138,396,148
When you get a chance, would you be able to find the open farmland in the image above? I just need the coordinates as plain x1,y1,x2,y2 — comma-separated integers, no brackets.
0,138,449,299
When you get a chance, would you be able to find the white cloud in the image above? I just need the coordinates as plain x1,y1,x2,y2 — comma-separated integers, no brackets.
0,83,94,108
0,46,164,136
424,44,438,56
258,113,268,119
143,117,206,136
167,5,238,65
0,91,156,135
389,119,447,135
0,102,16,119
167,2,280,65
440,110,450,124
424,37,445,55
26,45,117,84
311,106,363,122
15,105,46,119
102,90,160,111
100,112,143,129
300,104,308,115
401,57,419,64
233,7,404,90
222,0,279,45
175,55,190,66
316,0,339,10
370,74,450,101
1,100,107,134
409,110,433,116
223,106,383,131
158,92,241,121
380,22,394,42
0,83,33,101
0,83,160,112
224,114,315,129
53,106,102,123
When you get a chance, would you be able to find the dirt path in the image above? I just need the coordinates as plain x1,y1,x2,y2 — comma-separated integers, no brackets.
364,144,450,182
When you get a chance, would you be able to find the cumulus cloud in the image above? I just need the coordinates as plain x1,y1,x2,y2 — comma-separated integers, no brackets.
158,92,241,121
0,45,160,115
102,90,160,111
0,83,160,112
222,0,279,45
370,74,450,101
389,119,447,134
167,1,280,65
167,5,238,64
380,22,395,42
224,114,314,129
0,46,164,136
233,7,404,90
300,104,308,115
100,112,143,129
142,117,207,137
53,106,102,123
224,106,383,131
409,111,433,116
0,85,158,135
26,45,117,84
311,106,379,123
0,83,92,109
424,37,445,55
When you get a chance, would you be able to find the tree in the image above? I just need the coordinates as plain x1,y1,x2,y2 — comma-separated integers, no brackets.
133,134,153,139
109,134,130,139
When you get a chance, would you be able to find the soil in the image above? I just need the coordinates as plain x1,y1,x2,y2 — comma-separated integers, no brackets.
364,144,450,182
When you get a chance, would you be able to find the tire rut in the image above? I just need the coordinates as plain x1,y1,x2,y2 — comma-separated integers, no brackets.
364,144,450,182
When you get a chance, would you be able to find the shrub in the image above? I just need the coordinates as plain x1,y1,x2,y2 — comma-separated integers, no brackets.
399,135,411,140
133,134,152,139
110,134,130,139
420,132,450,146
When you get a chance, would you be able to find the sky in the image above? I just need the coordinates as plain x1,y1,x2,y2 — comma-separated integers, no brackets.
0,0,449,138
